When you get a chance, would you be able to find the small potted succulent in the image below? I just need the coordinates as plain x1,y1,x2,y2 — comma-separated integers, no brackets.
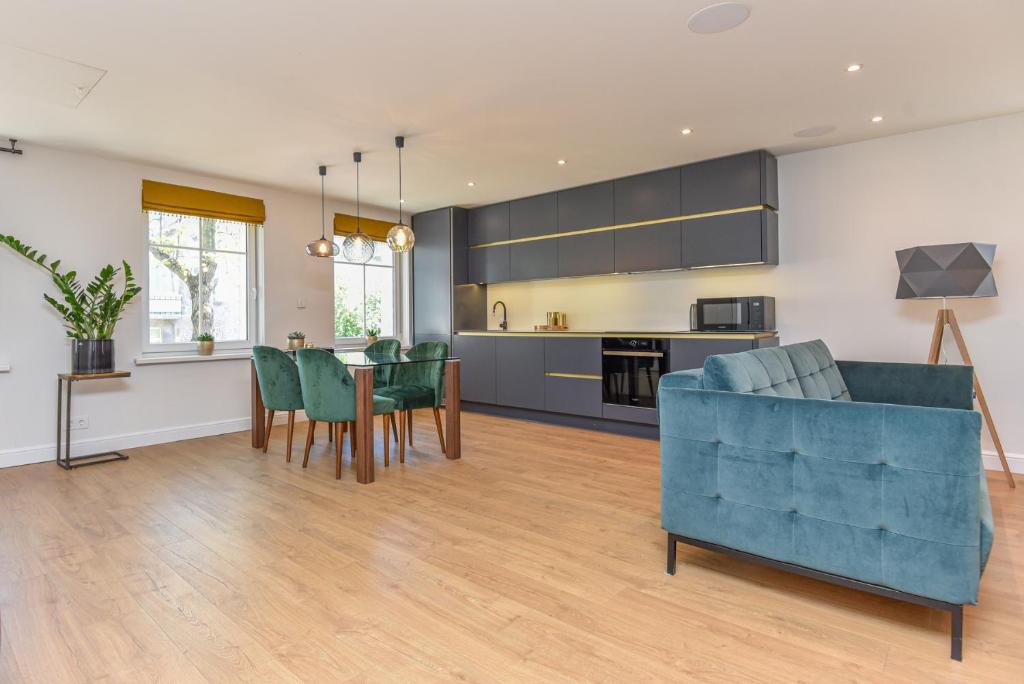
287,331,306,350
196,332,215,356
365,325,381,346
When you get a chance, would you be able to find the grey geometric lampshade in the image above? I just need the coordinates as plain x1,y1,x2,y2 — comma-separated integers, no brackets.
895,242,998,299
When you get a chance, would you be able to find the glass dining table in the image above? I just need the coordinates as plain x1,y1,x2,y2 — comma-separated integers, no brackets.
250,349,462,484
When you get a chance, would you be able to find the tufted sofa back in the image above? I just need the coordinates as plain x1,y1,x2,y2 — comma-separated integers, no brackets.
702,339,850,401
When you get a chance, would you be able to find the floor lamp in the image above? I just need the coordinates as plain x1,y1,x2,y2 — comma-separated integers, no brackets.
896,242,1014,487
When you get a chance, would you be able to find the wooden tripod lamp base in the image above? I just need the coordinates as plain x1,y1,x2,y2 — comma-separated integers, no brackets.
928,307,1015,487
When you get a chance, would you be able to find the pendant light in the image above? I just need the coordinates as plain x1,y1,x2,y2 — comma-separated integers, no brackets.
386,135,415,253
306,165,340,258
341,152,375,264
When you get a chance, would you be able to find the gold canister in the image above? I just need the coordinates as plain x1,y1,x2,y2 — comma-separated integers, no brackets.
556,312,567,327
547,311,559,327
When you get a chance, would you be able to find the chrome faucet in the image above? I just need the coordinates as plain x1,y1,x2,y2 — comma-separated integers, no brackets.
492,300,508,331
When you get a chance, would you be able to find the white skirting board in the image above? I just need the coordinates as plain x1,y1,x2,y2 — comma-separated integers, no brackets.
0,417,252,469
983,451,1024,475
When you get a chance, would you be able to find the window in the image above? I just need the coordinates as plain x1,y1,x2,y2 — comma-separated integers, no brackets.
334,240,397,342
145,212,257,351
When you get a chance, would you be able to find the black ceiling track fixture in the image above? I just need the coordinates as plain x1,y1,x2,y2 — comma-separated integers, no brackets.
1,138,24,156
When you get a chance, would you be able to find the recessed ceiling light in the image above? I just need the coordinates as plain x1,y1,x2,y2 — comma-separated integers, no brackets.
687,3,751,34
557,159,567,165
846,63,863,72
681,128,693,135
467,181,476,187
871,115,884,123
793,125,837,138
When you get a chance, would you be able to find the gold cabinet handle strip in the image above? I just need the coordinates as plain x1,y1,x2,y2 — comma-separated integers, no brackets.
469,205,771,249
544,372,602,380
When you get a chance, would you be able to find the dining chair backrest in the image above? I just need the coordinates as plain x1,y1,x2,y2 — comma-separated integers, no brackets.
295,348,357,423
365,338,401,355
252,346,304,412
394,341,448,406
365,338,401,387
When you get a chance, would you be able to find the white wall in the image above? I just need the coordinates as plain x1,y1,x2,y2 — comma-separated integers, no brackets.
488,112,1024,457
0,143,400,468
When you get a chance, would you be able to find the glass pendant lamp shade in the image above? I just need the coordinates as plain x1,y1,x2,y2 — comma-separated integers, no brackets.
307,164,339,258
341,152,375,263
388,136,415,253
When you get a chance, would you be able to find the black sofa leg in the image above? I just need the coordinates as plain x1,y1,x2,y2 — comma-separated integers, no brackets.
666,533,677,576
950,605,963,661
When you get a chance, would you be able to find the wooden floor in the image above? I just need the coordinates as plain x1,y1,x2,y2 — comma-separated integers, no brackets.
0,410,1021,682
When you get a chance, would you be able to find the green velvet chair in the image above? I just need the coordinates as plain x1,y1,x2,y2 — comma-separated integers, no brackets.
372,341,448,462
252,346,305,461
365,338,402,403
295,348,396,478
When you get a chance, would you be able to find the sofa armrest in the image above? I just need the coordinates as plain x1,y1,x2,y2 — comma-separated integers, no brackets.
659,369,704,390
836,360,974,410
659,387,985,604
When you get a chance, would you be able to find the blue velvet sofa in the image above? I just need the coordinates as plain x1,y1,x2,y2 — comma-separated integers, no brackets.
658,339,993,660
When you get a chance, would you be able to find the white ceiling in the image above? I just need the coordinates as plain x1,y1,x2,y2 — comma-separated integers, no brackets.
2,1,1023,214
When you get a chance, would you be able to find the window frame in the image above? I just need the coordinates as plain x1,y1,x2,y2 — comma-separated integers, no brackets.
333,239,405,348
141,211,260,355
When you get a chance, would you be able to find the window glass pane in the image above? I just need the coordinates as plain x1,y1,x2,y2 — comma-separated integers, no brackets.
334,263,366,338
148,246,199,343
200,218,247,252
367,242,392,267
203,251,249,341
365,266,395,337
148,213,199,248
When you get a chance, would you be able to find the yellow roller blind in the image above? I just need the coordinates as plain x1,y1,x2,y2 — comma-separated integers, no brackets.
334,213,393,242
141,180,266,224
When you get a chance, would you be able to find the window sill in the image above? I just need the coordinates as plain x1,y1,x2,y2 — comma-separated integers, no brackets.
134,351,251,366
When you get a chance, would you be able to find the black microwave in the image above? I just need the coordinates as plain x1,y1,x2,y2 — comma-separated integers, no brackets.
690,297,775,332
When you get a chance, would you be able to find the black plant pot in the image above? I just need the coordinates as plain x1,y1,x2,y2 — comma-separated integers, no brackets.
71,339,115,375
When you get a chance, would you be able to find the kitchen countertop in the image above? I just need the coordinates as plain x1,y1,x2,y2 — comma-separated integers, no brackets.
454,330,778,340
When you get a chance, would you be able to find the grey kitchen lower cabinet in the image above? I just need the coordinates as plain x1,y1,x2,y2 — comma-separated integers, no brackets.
682,209,775,268
544,338,601,375
614,222,682,273
452,335,496,404
557,232,615,277
545,376,602,417
495,338,546,410
602,403,659,426
510,239,557,281
669,339,755,371
468,245,510,283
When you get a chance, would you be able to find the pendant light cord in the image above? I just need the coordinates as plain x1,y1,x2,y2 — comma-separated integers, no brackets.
320,169,326,240
397,143,404,225
356,157,361,233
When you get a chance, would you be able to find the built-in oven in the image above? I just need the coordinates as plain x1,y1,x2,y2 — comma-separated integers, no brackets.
601,338,669,409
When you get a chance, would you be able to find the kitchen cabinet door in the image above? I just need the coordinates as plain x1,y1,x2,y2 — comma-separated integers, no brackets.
510,193,557,239
557,181,614,232
614,223,682,273
557,232,615,277
411,209,451,337
495,338,545,410
468,245,511,283
510,240,557,281
452,335,496,404
682,210,774,268
614,167,681,223
680,150,778,214
468,203,510,244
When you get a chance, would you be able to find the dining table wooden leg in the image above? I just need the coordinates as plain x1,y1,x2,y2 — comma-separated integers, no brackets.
353,367,375,484
251,360,265,449
445,359,461,460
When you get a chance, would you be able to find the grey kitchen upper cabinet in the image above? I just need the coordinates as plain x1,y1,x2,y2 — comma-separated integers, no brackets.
495,337,545,410
450,207,470,286
557,181,614,232
411,208,452,337
557,232,615,277
614,223,682,273
468,245,511,283
510,193,557,239
681,209,777,268
680,150,778,215
468,203,510,245
614,167,681,223
452,335,496,404
510,240,557,281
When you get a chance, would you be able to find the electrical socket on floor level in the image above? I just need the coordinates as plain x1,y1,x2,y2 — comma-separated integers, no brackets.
69,415,89,430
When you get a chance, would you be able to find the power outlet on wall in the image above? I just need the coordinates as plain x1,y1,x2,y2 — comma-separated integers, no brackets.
69,415,89,431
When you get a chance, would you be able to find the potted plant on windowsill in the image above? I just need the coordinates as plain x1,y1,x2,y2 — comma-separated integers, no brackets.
287,331,306,350
196,333,215,356
365,325,381,346
1,233,142,374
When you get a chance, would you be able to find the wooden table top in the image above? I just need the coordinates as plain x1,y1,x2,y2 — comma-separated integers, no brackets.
58,371,132,381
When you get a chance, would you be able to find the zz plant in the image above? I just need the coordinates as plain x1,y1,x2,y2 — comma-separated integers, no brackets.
0,233,142,339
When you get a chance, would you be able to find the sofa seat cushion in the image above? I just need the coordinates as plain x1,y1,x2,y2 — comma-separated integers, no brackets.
703,339,851,401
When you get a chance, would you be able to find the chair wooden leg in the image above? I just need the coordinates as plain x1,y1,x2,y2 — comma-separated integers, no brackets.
407,410,414,447
302,421,316,468
349,421,357,457
328,420,333,442
335,423,343,479
391,414,399,442
262,410,275,453
399,411,406,464
285,411,295,462
432,407,446,454
383,415,391,467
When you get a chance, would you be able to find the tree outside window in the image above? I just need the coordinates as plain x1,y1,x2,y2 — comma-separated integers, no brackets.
334,240,395,340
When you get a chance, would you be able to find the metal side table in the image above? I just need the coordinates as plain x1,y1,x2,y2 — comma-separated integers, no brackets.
56,371,131,469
